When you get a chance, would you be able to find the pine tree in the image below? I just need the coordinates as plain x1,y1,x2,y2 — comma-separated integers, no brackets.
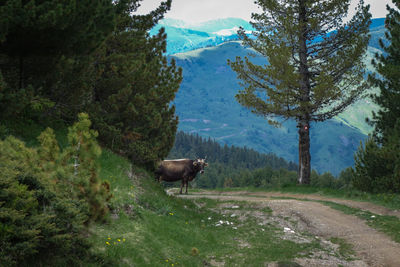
228,0,371,184
0,136,90,265
353,1,400,193
368,0,400,144
0,0,115,123
0,0,115,89
62,113,111,222
90,0,182,169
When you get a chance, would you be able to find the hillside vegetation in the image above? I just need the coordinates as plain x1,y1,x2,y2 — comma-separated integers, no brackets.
1,0,400,265
171,40,376,175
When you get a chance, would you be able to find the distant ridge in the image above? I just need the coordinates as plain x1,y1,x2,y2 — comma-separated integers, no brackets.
151,17,386,55
150,18,253,55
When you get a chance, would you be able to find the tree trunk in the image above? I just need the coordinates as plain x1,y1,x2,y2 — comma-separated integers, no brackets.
297,0,311,184
298,121,311,184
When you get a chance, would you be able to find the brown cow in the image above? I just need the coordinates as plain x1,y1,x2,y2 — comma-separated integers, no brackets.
155,158,208,194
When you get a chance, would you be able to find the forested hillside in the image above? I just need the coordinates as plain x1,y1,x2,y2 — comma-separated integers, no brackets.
170,41,368,175
168,131,298,188
168,131,351,189
0,0,182,265
1,0,399,265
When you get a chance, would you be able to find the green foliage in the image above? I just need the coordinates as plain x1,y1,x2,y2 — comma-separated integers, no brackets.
353,1,400,193
228,0,371,184
229,0,370,124
368,1,400,144
0,0,115,87
172,41,372,176
89,0,182,169
353,130,400,193
0,114,112,265
168,131,298,188
62,113,111,222
0,0,116,126
0,136,89,266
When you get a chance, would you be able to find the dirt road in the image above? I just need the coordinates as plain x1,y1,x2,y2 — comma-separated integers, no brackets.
173,190,400,267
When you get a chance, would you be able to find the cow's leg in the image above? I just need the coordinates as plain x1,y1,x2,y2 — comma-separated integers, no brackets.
180,179,184,194
185,179,189,194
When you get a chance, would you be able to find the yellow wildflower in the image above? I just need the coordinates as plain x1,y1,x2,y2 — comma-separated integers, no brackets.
107,237,111,240
165,259,169,262
118,239,121,242
123,238,126,242
106,242,110,245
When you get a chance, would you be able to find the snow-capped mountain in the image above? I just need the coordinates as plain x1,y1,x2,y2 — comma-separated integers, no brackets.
150,18,253,55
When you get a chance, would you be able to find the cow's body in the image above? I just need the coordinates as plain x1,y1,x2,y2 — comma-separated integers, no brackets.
155,158,207,194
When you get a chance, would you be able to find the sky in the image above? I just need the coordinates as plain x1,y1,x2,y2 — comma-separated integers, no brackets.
135,0,395,23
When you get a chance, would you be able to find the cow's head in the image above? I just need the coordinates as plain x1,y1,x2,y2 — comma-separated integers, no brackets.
193,158,208,174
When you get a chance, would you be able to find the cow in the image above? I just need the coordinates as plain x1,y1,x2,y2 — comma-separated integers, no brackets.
155,158,208,194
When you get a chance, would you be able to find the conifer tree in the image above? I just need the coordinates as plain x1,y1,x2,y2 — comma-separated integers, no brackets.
0,0,115,123
228,0,371,184
0,136,90,265
0,0,115,89
63,113,111,222
368,0,400,144
90,0,182,169
353,1,400,193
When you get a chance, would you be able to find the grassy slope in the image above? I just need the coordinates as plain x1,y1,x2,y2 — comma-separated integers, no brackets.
91,152,322,266
11,124,399,265
93,151,400,266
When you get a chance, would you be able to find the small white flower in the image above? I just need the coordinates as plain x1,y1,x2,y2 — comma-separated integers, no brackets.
284,227,291,232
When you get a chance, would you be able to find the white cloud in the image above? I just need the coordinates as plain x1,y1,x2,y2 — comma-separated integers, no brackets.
135,0,395,23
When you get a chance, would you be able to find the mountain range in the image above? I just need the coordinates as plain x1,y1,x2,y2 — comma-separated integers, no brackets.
150,18,253,55
155,18,386,175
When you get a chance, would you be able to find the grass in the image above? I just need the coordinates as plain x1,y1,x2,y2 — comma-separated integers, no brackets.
90,166,324,266
329,237,356,261
6,121,397,265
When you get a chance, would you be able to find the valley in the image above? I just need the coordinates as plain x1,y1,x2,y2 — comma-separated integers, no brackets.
160,18,387,175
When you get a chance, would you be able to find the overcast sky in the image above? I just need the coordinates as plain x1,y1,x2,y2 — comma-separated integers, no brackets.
135,0,394,23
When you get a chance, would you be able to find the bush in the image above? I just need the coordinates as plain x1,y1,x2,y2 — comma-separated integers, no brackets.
0,113,110,265
0,136,88,265
352,134,400,193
